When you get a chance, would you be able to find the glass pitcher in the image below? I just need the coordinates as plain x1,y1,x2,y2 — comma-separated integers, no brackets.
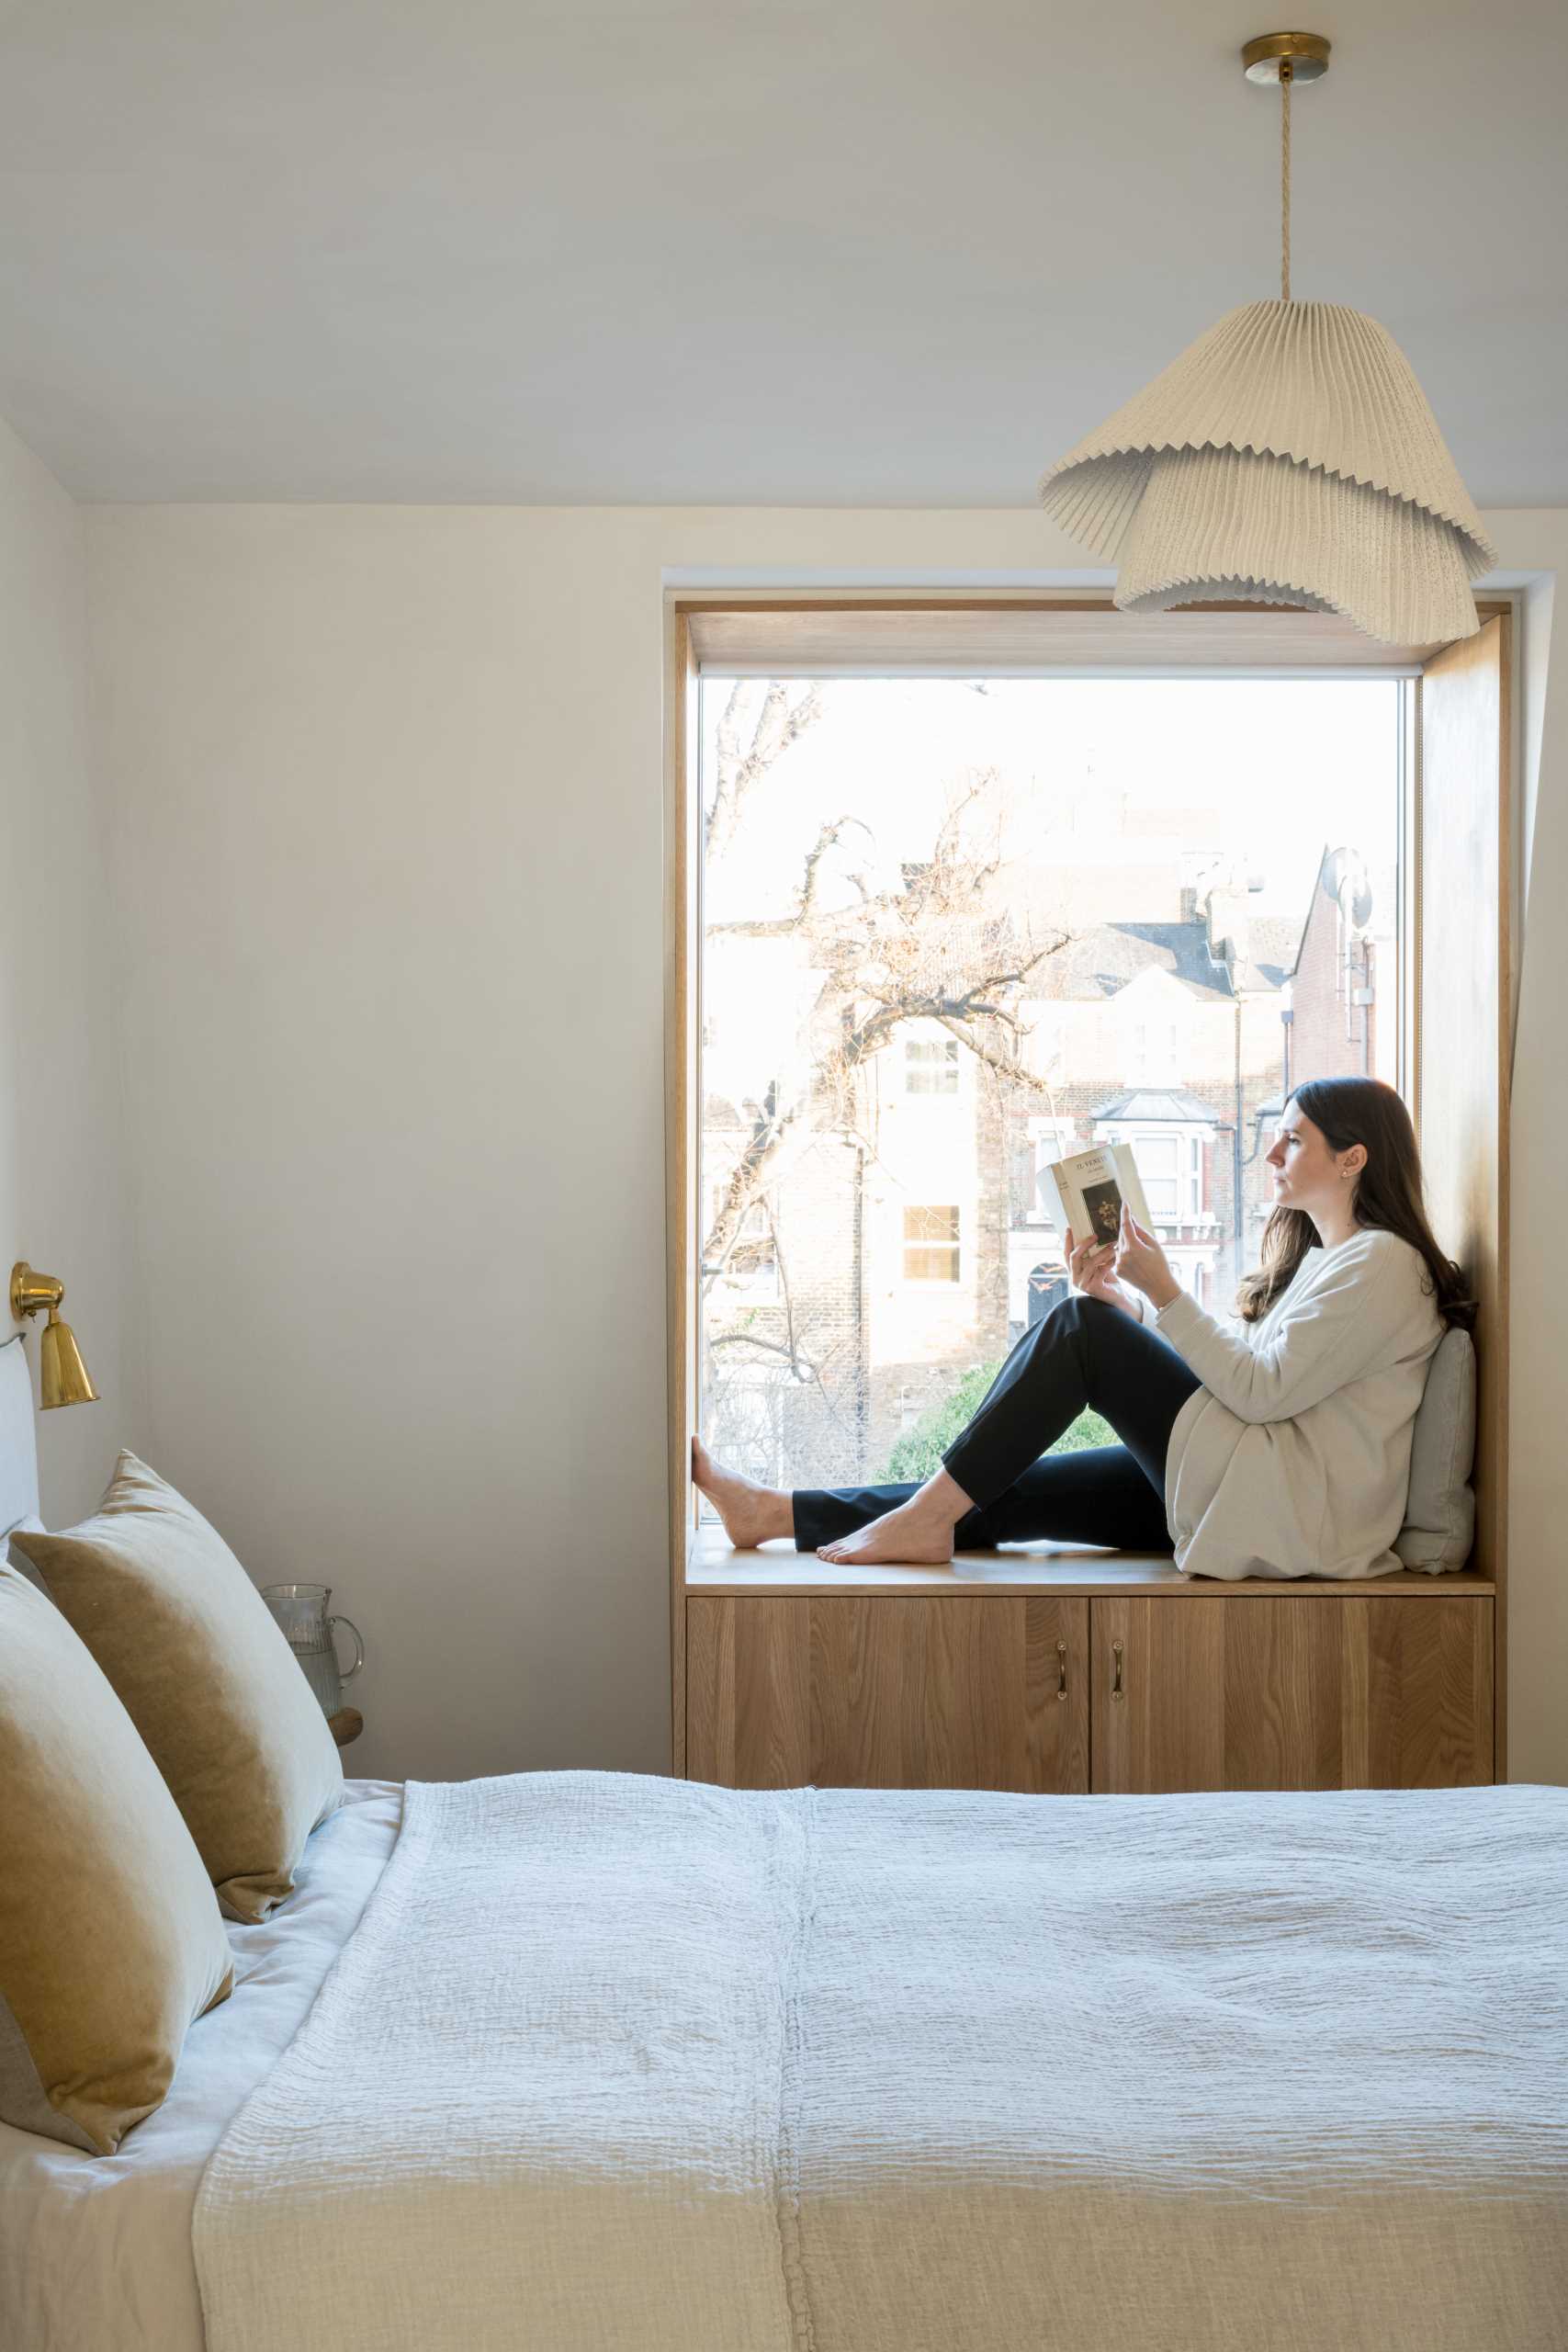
261,1583,364,1718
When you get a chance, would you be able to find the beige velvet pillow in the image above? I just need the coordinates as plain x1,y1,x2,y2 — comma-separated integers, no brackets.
13,1454,343,1924
0,1565,233,2154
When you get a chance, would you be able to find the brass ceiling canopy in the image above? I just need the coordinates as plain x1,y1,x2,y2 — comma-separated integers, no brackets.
1241,30,1331,85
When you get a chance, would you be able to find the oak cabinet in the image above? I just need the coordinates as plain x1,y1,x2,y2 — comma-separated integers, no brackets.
684,1570,1494,1797
1090,1594,1494,1793
687,1595,1090,1793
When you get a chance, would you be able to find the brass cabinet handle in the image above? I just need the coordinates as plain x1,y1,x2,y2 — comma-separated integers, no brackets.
1055,1638,1068,1701
1111,1638,1125,1702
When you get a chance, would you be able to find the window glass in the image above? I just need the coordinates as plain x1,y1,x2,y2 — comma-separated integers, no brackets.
698,675,1403,1492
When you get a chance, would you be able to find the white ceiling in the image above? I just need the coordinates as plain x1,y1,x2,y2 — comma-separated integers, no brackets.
0,0,1563,506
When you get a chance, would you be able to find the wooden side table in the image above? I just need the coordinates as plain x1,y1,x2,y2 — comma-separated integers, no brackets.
328,1706,364,1748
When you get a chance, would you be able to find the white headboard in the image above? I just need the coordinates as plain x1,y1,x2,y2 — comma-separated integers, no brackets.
0,1330,40,1546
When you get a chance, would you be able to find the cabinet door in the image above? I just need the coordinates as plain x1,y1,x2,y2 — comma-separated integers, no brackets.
1091,1596,1494,1794
687,1595,1089,1793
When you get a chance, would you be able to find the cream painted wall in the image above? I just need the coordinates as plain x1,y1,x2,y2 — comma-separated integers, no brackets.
0,420,138,1526
82,503,1564,1783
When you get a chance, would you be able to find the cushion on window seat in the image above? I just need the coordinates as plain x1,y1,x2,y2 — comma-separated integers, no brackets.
1393,1325,1476,1571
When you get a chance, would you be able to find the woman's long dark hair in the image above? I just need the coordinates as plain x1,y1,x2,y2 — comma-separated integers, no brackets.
1235,1076,1474,1329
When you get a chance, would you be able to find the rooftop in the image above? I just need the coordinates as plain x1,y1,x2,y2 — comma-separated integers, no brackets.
1032,921,1234,1003
1090,1087,1222,1125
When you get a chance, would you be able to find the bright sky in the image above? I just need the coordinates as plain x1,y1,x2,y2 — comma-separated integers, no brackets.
703,676,1401,926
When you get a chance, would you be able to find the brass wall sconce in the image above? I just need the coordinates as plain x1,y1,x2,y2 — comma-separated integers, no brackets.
9,1263,99,1409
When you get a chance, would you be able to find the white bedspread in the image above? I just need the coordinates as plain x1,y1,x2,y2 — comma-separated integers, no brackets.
195,1772,1568,2352
0,1781,401,2352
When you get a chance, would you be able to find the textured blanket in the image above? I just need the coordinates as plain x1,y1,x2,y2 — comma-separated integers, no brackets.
196,1773,1568,2352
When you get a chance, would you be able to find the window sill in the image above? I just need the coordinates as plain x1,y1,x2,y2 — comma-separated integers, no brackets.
685,1525,1494,1600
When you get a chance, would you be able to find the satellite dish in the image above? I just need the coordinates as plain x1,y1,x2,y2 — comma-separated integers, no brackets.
1323,846,1373,935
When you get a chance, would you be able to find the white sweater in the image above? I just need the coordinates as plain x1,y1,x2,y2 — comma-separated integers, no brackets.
1156,1228,1443,1580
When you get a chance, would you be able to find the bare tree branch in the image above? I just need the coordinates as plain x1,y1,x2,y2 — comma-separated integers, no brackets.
931,1012,1062,1098
701,724,1075,1306
705,681,824,860
701,922,1070,1284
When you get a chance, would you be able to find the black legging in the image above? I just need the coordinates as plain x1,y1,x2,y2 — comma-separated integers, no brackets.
791,1294,1202,1553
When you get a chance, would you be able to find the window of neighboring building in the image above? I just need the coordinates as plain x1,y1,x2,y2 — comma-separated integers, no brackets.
1098,1124,1210,1225
905,1036,959,1095
729,1199,778,1292
903,1204,961,1283
1128,1018,1180,1088
1132,1133,1179,1220
708,1187,779,1298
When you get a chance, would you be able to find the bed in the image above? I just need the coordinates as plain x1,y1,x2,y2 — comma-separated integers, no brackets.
1,1765,1563,2352
4,1357,1567,2350
0,1778,401,2352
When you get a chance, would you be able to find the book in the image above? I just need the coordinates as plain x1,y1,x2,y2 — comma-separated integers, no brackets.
1039,1143,1153,1253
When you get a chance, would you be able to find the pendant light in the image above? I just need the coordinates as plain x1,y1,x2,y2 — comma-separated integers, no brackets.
1040,32,1496,646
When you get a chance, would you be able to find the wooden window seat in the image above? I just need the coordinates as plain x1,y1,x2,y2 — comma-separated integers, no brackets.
685,1528,1495,1797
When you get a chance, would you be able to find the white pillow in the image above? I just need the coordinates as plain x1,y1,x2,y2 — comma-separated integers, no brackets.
1393,1326,1477,1572
1,1513,46,1591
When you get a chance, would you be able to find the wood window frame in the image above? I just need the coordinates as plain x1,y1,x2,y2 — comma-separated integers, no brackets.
666,594,1515,1777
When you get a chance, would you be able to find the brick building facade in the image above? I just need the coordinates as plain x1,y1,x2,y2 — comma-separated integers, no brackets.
1284,845,1394,1091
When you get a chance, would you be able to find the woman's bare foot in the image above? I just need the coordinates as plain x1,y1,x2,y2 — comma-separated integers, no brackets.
816,1469,972,1566
691,1436,794,1549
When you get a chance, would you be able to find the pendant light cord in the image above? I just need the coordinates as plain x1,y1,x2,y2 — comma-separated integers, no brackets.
1280,58,1292,303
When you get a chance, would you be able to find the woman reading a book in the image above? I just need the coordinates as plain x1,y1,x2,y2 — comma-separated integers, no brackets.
692,1075,1472,1580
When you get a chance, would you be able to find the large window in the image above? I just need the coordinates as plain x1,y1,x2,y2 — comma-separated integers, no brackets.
697,672,1405,1494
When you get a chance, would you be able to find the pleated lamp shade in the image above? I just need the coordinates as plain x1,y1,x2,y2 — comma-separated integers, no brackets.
1041,300,1496,645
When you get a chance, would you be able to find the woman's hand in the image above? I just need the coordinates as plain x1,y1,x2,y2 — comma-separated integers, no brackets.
1067,1231,1144,1320
1112,1204,1181,1313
